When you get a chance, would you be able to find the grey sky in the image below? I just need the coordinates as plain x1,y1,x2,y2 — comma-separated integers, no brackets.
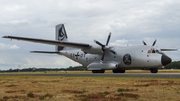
0,0,180,70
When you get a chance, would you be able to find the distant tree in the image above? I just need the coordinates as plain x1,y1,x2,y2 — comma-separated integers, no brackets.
165,61,180,69
9,68,12,71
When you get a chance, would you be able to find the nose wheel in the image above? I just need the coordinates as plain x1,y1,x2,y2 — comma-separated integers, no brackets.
150,68,158,73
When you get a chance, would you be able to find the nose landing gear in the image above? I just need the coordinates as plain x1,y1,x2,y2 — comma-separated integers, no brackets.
150,68,158,73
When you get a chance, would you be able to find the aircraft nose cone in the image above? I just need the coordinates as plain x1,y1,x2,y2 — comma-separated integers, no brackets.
161,55,172,66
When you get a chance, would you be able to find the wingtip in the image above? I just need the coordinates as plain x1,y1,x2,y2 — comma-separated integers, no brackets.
2,36,8,38
30,51,34,53
2,36,11,38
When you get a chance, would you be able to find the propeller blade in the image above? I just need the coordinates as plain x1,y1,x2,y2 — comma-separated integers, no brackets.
109,50,116,54
94,40,105,47
160,49,178,51
142,41,147,45
106,32,111,46
152,39,157,46
101,52,105,62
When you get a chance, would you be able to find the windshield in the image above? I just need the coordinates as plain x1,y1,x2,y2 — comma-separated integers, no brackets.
148,48,156,53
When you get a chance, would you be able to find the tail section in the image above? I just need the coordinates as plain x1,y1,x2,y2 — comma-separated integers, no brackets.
55,24,68,52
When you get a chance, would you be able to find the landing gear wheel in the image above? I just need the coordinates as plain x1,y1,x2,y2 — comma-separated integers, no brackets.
150,68,158,73
92,70,105,73
113,70,125,73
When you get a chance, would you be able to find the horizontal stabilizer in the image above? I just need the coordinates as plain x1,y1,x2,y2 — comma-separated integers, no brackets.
30,51,61,54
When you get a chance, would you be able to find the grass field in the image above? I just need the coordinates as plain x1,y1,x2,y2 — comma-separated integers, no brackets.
0,75,180,101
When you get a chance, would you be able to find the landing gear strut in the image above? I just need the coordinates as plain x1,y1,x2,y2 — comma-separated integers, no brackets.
92,70,105,73
113,70,125,73
150,68,158,73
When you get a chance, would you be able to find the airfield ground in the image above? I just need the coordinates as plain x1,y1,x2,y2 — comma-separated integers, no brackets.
2,69,180,74
0,70,180,101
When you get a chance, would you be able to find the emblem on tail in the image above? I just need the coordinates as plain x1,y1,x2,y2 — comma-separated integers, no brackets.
55,24,68,51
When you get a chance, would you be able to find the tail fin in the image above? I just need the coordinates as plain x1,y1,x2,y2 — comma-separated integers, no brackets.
55,24,68,52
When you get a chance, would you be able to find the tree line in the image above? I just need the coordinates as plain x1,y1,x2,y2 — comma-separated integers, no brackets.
164,61,180,69
0,66,87,73
0,61,180,73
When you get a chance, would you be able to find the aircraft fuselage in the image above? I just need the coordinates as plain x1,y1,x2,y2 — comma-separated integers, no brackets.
60,45,170,70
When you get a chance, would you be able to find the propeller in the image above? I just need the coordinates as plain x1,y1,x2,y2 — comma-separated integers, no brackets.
142,39,157,46
142,39,178,52
152,39,157,46
94,33,115,62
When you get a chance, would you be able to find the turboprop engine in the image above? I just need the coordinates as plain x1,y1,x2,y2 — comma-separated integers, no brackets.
81,45,103,54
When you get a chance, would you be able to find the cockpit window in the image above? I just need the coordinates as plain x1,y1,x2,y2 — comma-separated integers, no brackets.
148,48,156,53
148,50,152,53
155,50,159,53
155,49,164,55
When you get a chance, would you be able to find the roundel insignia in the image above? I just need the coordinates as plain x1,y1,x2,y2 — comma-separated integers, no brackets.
123,54,131,65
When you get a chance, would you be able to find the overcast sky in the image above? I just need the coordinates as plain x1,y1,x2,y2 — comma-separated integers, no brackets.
0,0,180,70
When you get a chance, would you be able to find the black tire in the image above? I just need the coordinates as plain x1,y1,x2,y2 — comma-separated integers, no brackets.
150,68,158,73
92,70,105,73
113,70,118,73
113,70,125,73
119,70,125,73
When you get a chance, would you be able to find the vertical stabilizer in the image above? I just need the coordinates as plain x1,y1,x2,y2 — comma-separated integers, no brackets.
55,24,68,52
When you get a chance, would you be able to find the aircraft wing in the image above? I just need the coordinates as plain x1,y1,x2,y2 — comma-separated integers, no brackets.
30,51,61,54
2,36,90,49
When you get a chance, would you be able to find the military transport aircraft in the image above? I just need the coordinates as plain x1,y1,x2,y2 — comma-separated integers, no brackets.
2,24,177,73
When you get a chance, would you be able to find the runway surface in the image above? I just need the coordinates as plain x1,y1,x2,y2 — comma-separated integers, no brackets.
0,73,180,78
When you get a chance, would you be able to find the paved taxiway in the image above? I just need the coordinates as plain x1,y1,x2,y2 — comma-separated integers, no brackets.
0,73,180,78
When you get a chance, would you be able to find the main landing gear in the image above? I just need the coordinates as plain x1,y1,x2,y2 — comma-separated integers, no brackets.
150,68,158,73
113,70,125,73
92,70,105,73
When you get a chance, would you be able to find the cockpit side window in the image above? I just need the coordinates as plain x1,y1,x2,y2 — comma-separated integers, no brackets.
148,50,152,53
148,48,156,53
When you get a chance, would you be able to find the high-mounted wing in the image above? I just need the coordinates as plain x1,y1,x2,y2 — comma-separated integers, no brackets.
160,49,178,51
2,36,90,49
30,51,61,54
2,36,105,54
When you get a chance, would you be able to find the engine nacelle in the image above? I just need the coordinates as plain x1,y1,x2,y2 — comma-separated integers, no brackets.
81,45,103,54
